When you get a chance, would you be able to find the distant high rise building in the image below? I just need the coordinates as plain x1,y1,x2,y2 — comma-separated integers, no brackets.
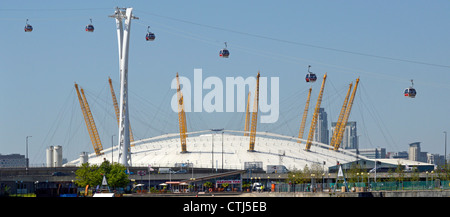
427,153,445,166
408,142,421,162
331,121,358,149
314,108,329,145
409,142,427,162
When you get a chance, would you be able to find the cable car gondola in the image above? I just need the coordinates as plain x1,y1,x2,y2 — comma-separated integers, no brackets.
145,26,155,41
305,65,317,83
404,79,416,98
219,42,229,58
24,19,33,32
85,19,94,32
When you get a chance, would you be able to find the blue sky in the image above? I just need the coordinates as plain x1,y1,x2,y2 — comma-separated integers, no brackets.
1,1,450,165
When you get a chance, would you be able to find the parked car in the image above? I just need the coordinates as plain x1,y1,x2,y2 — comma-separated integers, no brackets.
51,172,67,176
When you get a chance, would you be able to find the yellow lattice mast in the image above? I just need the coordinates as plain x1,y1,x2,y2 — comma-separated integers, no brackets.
74,83,103,156
329,82,353,149
176,73,188,153
334,78,360,151
249,72,260,152
244,91,251,136
305,73,327,151
109,77,120,127
297,87,312,144
108,77,134,143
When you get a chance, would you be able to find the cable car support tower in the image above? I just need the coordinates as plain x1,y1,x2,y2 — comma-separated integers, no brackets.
109,7,138,167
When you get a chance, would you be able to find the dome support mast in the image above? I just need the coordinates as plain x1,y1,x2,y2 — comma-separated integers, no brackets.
333,78,359,151
176,73,188,153
305,73,327,151
248,72,260,152
297,87,312,144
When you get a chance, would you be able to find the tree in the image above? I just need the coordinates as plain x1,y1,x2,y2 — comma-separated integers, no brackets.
242,181,251,191
346,163,361,186
300,164,310,184
310,163,324,179
203,181,213,189
395,163,405,183
437,165,450,181
287,166,308,185
74,162,101,188
106,162,129,188
221,183,229,191
75,160,129,190
410,166,420,182
387,169,396,182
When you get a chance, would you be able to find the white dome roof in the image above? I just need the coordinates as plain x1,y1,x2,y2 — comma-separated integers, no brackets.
65,130,363,171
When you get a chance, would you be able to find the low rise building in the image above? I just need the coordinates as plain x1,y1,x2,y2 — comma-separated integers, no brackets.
0,154,26,168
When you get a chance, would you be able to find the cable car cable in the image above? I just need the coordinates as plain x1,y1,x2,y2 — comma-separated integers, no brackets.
140,20,450,90
135,9,450,69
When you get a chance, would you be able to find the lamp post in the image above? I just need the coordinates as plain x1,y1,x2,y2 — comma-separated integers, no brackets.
431,171,434,189
222,131,224,172
211,132,214,172
322,173,325,191
328,173,331,191
311,173,316,192
277,175,281,192
292,174,295,193
210,129,224,173
26,136,32,170
444,131,447,168
111,135,115,163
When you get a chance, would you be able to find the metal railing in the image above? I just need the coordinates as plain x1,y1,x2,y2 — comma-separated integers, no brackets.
269,180,450,193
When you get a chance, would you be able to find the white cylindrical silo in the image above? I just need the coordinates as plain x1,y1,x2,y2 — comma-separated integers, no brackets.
46,146,54,167
79,152,88,165
53,145,62,167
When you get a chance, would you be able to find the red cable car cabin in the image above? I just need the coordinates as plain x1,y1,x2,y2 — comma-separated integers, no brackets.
24,24,33,32
24,19,33,32
85,24,94,32
219,42,229,58
404,87,416,98
85,19,94,32
305,73,317,82
146,32,155,41
219,48,229,58
305,65,317,82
